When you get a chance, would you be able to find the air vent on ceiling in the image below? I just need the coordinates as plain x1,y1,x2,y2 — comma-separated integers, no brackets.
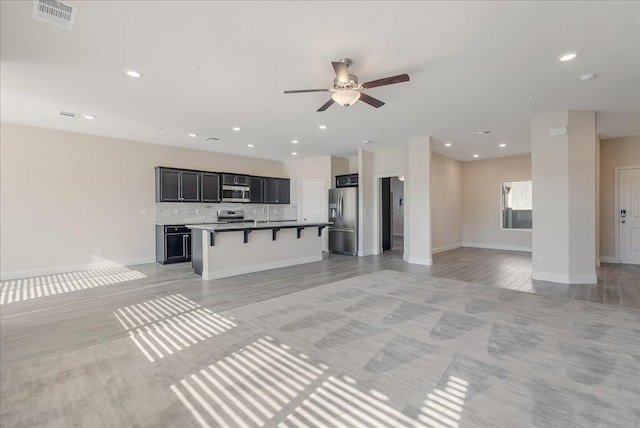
59,111,79,118
33,0,77,30
205,137,221,142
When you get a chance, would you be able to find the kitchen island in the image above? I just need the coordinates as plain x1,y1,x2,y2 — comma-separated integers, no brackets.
187,221,331,280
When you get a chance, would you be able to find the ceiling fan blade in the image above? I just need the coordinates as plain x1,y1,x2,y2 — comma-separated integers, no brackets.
332,61,350,83
284,89,330,94
317,99,335,112
361,73,410,89
358,92,385,108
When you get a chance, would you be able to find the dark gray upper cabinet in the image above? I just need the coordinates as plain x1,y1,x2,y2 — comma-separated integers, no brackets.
181,171,200,201
155,167,289,204
155,167,201,202
249,177,264,203
158,169,181,201
336,174,358,188
201,173,221,202
264,178,290,204
156,167,200,202
222,174,250,186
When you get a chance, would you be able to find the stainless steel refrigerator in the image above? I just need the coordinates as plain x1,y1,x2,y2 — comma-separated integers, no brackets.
328,187,358,255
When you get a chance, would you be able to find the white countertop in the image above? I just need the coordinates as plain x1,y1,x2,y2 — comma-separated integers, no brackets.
186,221,331,231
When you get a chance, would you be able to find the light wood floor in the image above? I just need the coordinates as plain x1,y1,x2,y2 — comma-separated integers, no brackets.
427,246,640,309
1,246,638,367
1,246,638,427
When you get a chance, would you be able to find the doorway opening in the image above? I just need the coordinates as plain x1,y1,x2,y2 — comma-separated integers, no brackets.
380,176,404,252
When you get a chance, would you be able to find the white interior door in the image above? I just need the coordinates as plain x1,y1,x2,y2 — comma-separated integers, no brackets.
619,168,640,264
302,179,328,251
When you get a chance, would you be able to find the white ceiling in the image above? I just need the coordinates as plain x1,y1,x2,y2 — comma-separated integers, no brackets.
1,1,638,162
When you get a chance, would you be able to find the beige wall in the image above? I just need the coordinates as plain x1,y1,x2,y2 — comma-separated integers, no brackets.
366,148,405,255
566,111,597,279
599,135,640,260
330,156,350,182
358,150,375,256
531,111,597,284
285,155,331,211
462,154,532,251
0,123,286,277
431,152,463,252
404,138,432,264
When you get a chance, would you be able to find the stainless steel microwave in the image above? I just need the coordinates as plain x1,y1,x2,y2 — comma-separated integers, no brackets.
221,185,250,203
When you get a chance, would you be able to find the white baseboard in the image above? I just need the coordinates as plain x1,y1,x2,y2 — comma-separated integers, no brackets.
532,270,597,284
404,255,433,266
463,242,532,253
0,256,156,281
203,255,322,280
432,242,463,254
599,256,618,264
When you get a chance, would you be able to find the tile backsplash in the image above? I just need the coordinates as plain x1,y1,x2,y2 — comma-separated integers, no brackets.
156,202,297,225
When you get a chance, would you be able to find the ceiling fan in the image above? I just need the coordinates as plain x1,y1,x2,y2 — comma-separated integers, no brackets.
284,58,410,112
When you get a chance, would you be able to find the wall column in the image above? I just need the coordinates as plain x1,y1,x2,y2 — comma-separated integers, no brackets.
531,110,597,284
403,137,432,265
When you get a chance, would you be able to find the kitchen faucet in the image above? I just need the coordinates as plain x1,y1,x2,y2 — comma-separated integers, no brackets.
263,204,270,223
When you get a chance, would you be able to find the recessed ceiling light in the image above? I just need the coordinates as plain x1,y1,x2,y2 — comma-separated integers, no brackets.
528,94,537,99
232,127,241,131
362,140,372,144
318,124,327,130
559,51,578,62
125,70,142,78
473,154,480,158
188,133,197,137
247,144,254,148
579,73,596,82
292,152,298,156
291,140,299,144
82,114,96,120
499,143,507,147
444,142,452,147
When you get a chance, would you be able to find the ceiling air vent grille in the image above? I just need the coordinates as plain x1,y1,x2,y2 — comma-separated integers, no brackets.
33,0,77,30
59,111,79,118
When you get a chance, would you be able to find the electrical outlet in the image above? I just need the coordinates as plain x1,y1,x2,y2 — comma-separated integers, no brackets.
537,255,544,264
196,208,200,214
174,209,179,214
141,208,149,215
97,249,103,256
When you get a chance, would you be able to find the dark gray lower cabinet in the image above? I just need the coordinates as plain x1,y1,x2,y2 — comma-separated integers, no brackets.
156,225,191,264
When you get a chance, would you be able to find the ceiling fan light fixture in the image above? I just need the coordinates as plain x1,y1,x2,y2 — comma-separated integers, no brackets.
331,89,361,107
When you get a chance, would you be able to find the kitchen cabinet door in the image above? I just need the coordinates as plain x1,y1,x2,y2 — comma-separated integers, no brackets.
250,177,264,203
277,179,290,204
264,178,290,204
156,168,201,202
201,173,221,202
181,171,200,202
158,169,181,201
264,178,279,203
